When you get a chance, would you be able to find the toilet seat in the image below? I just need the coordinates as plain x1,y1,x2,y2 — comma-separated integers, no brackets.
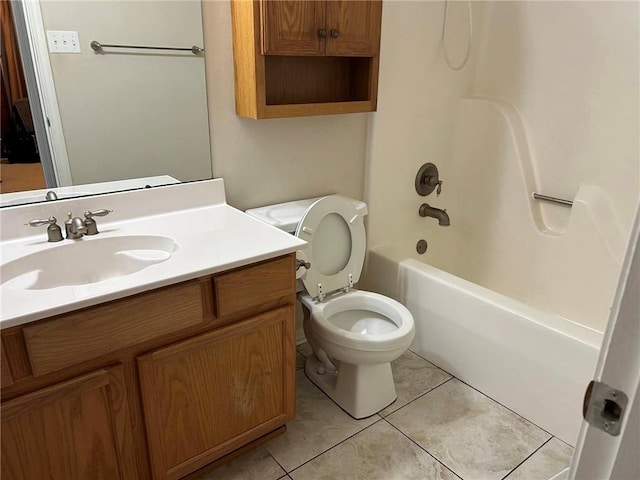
295,195,366,300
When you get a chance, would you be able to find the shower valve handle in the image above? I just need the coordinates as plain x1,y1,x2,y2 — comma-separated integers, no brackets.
415,163,443,197
426,176,443,196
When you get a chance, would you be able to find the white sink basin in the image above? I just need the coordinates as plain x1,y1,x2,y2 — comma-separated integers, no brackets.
1,235,177,290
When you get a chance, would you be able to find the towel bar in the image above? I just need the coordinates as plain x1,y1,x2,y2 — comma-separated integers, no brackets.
532,193,573,207
90,40,203,55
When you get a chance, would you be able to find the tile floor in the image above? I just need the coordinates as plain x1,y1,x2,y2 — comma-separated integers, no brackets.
198,345,573,480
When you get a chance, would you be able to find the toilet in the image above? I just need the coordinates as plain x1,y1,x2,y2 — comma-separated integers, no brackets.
246,195,415,419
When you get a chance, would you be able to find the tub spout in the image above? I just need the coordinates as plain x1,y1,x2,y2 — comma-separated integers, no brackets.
419,203,450,226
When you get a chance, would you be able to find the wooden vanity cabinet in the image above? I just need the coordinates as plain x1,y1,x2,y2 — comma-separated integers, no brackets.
0,254,297,480
1,365,137,480
139,306,294,480
231,0,382,118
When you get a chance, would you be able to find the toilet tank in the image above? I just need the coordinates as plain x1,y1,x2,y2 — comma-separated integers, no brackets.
245,195,368,233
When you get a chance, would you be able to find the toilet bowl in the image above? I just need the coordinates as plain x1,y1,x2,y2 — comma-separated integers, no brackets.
299,289,414,418
246,194,415,419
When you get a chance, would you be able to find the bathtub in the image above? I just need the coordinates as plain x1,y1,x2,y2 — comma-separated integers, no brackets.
364,246,602,445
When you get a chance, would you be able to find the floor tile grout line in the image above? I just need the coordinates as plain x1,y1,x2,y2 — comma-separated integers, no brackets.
306,345,558,438
551,435,575,449
383,372,559,479
499,436,555,480
408,348,557,435
381,376,454,418
283,417,386,475
409,348,457,378
408,349,563,442
299,347,454,422
286,357,452,472
267,450,289,479
381,416,463,480
452,376,558,440
296,346,566,474
301,346,454,419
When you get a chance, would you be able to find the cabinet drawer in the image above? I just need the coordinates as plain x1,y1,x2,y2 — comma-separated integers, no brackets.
213,255,294,318
24,280,205,377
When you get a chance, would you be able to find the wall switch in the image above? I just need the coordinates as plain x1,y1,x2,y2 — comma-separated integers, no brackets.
47,31,81,53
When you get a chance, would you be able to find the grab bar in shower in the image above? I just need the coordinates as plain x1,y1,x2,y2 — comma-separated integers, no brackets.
532,193,573,207
90,40,204,55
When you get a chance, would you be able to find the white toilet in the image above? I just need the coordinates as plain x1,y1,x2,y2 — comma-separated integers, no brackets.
246,195,415,419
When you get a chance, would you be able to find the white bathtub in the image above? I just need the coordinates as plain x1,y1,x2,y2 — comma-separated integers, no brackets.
364,247,602,445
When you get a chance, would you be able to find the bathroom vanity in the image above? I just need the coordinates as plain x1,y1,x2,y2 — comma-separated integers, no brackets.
0,180,305,479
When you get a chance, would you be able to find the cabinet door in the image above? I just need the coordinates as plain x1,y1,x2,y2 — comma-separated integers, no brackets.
326,0,382,56
1,365,137,480
261,0,326,55
138,306,295,480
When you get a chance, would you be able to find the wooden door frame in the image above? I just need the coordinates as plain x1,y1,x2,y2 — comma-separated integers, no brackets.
11,0,72,187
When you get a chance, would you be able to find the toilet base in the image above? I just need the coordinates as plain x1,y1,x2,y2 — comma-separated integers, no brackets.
304,354,397,419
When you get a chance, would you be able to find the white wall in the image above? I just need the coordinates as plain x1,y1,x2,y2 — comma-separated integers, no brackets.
40,1,213,184
202,0,367,211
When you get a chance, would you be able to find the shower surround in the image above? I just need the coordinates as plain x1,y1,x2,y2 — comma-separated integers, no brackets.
363,1,639,445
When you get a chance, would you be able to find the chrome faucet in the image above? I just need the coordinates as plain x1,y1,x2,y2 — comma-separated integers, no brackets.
419,203,450,226
25,209,111,241
65,213,88,239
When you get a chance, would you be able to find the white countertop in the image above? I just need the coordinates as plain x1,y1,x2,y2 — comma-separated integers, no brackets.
0,179,306,328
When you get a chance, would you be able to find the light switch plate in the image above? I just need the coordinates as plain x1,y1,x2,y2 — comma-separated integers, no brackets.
47,31,81,53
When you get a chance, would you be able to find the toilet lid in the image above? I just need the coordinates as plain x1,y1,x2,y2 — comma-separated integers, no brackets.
295,195,366,299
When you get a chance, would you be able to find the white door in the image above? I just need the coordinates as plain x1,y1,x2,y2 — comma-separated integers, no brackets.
568,203,640,479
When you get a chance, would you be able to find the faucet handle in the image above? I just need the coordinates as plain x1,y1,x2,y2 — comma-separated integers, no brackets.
25,216,58,228
25,216,63,242
425,175,443,196
83,209,112,235
84,209,112,218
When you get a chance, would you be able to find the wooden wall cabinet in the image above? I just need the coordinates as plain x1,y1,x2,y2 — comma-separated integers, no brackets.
1,254,297,480
231,0,382,119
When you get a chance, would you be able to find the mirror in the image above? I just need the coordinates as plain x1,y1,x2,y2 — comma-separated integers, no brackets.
0,0,213,207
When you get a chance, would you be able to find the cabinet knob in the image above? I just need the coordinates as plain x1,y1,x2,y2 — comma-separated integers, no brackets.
330,29,340,39
318,28,327,38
